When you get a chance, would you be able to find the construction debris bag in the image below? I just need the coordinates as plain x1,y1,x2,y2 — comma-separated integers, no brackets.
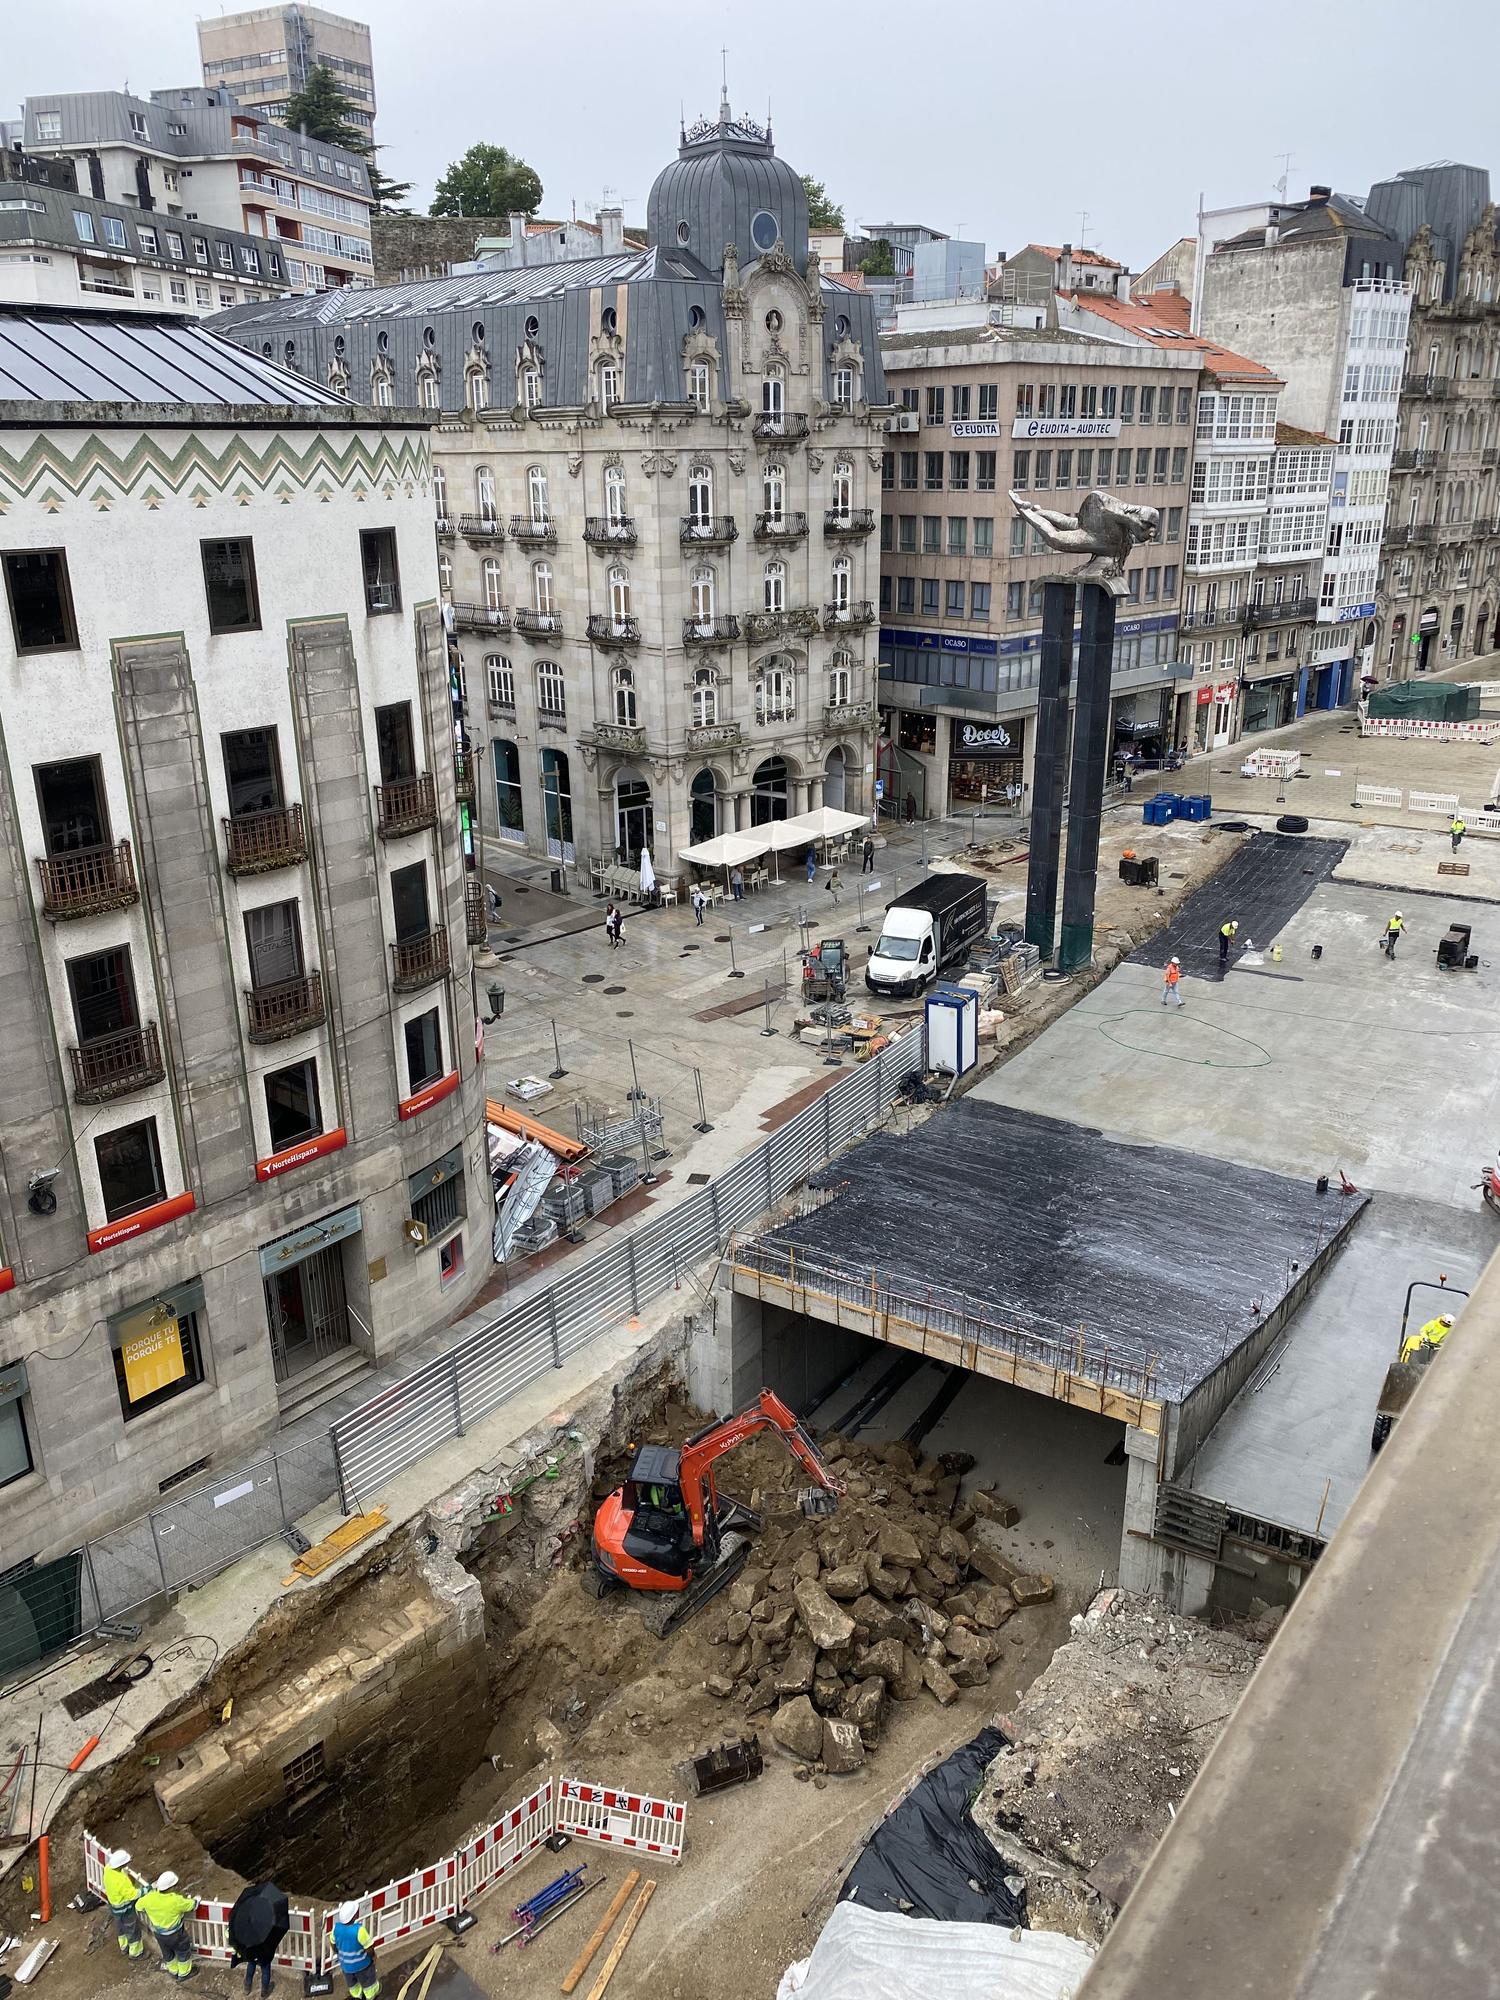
777,1904,1094,2000
838,1725,1026,1927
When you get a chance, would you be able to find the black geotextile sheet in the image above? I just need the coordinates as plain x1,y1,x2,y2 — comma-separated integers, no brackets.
840,1726,1026,1927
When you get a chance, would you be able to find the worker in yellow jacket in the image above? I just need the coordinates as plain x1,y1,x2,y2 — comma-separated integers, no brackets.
137,1871,199,1981
101,1848,143,1958
1401,1313,1455,1365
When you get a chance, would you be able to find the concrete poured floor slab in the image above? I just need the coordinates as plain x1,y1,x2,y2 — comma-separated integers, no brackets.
764,1099,1354,1405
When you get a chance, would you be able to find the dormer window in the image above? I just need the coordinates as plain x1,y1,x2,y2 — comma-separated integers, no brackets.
690,362,711,412
831,367,854,410
599,364,620,412
523,367,542,408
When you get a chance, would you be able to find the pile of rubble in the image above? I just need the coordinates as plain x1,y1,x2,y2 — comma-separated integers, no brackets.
698,1438,1054,1776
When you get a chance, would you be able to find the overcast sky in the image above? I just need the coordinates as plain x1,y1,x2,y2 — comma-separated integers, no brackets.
12,0,1500,265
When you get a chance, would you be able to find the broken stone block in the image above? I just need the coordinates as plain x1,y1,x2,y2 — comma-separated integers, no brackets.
724,1609,751,1644
776,1640,816,1696
768,1565,796,1595
925,1556,960,1590
866,1562,908,1602
724,1640,751,1679
1010,1574,1055,1607
727,1569,770,1613
944,1624,987,1662
821,1563,867,1602
932,1474,961,1514
951,1503,978,1536
794,1578,856,1651
856,1637,906,1685
760,1602,797,1646
892,1649,925,1702
968,1544,1021,1588
972,1491,1021,1527
749,1634,773,1671
705,1674,735,1698
851,1594,907,1643
910,1599,950,1640
911,1473,937,1496
794,1549,822,1582
972,1586,1015,1631
745,1675,779,1716
772,1694,825,1761
842,1676,887,1734
876,1522,923,1568
948,1657,989,1689
811,1679,845,1714
821,1717,865,1774
936,1525,971,1567
922,1659,959,1706
943,1591,978,1621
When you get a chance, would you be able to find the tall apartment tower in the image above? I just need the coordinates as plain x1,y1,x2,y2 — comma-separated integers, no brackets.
198,5,376,139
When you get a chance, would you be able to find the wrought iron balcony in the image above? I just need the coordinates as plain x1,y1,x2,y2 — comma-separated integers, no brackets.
680,514,738,547
223,805,307,876
70,1021,164,1103
752,412,810,442
586,613,641,647
1484,447,1499,467
390,927,451,993
583,720,649,754
456,513,503,541
435,516,456,538
823,506,876,537
1178,606,1243,632
1390,522,1439,546
1393,448,1437,471
753,510,809,541
245,973,325,1043
374,772,437,838
683,615,741,646
513,607,563,638
745,607,820,642
685,719,742,751
584,516,638,546
510,514,557,544
1244,597,1317,630
465,877,488,946
824,699,874,728
452,602,510,633
454,750,475,803
37,839,138,921
365,581,400,614
823,599,876,630
1405,374,1454,398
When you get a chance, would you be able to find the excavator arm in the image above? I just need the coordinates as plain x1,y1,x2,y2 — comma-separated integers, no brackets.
677,1389,846,1543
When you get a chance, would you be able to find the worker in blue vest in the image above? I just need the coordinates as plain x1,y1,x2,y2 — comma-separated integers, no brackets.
101,1847,144,1958
333,1901,380,1998
137,1870,199,1981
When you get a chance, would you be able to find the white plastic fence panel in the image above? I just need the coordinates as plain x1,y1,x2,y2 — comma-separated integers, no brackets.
556,1777,686,1861
329,1855,457,1955
82,1829,108,1896
454,1778,554,1907
1354,784,1403,809
276,1907,323,1974
1468,812,1500,837
1408,790,1461,815
186,1901,235,1964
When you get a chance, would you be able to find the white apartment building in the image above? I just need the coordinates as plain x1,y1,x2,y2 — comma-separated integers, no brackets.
0,304,484,1567
19,87,372,291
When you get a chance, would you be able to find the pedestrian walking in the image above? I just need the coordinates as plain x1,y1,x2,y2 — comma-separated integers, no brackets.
1161,957,1184,1008
1218,918,1239,969
102,1848,144,1960
138,1871,199,1983
604,901,619,947
861,835,874,874
332,1902,381,1999
826,868,842,901
1123,755,1135,794
691,883,706,925
228,1881,289,1999
805,847,817,884
1451,814,1467,852
904,792,916,825
1384,909,1404,959
730,865,744,901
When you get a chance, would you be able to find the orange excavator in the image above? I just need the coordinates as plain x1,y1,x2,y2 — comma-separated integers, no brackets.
588,1389,846,1636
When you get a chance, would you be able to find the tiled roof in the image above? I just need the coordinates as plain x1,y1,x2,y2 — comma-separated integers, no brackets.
824,270,869,291
1025,242,1122,269
1275,420,1335,448
1064,289,1282,384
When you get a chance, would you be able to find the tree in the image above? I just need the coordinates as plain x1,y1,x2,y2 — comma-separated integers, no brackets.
430,144,543,220
281,62,368,155
367,160,414,215
859,237,895,277
801,174,844,233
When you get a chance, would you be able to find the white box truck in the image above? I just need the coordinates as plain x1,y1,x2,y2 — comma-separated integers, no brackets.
864,873,988,998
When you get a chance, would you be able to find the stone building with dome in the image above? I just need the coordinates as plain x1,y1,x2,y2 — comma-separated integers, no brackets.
215,97,888,875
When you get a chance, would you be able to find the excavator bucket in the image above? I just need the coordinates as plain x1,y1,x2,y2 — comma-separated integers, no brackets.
798,1487,838,1518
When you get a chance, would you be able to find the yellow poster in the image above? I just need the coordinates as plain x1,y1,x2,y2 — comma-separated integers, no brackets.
120,1314,185,1402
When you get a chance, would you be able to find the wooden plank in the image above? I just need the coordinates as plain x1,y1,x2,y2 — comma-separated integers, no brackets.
561,1868,639,1995
282,1507,387,1583
395,1943,444,2000
583,1880,655,2000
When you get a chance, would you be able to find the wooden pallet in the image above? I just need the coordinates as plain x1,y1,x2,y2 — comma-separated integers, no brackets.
1439,861,1471,876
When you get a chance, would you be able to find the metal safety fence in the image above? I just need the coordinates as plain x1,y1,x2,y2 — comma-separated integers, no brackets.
85,1770,683,1973
329,1023,925,1512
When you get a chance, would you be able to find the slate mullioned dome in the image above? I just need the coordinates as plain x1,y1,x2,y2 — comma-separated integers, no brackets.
646,91,810,276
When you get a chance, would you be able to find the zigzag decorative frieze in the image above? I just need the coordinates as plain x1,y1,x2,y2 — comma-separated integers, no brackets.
0,430,430,507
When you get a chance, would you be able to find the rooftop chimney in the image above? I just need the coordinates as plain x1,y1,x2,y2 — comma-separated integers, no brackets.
599,204,624,255
1309,185,1331,203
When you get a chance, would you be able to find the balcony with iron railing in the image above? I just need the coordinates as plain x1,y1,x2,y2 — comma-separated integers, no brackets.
374,772,437,838
390,927,451,993
36,839,139,921
1178,605,1244,632
745,607,820,642
223,805,307,876
683,615,741,646
1405,374,1454,398
1484,447,1499,467
753,510,809,542
752,412,810,442
513,607,563,638
680,515,738,547
453,750,475,803
435,515,456,538
824,506,876,537
510,514,557,544
1393,448,1438,471
584,516,638,546
1244,597,1318,629
1390,522,1439,545
70,1021,165,1103
452,602,510,633
586,613,641,647
465,877,488,946
365,581,400,614
457,513,503,541
245,972,325,1043
823,599,876,631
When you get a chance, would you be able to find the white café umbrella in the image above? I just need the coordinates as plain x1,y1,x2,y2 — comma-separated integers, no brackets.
639,845,657,900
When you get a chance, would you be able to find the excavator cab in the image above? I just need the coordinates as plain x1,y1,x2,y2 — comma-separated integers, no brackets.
617,1444,697,1578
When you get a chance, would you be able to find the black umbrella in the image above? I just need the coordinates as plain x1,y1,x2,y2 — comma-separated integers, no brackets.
228,1882,290,1960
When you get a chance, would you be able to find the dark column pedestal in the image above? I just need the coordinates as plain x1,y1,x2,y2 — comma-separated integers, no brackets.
1024,580,1076,958
1058,582,1118,972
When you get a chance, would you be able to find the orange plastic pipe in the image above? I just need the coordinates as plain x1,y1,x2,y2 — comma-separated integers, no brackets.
38,1834,50,1922
67,1735,100,1771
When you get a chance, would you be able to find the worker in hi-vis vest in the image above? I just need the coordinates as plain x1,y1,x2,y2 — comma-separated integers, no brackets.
1402,1312,1455,1365
137,1871,199,1981
333,1901,381,1998
101,1847,144,1958
1219,918,1239,968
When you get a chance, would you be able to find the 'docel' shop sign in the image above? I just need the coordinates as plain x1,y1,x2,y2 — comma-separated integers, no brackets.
956,722,1013,755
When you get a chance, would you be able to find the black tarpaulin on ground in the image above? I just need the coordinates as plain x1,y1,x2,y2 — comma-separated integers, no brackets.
840,1727,1026,1927
1130,830,1346,980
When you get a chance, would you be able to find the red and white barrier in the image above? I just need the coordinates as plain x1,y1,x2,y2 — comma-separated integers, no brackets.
83,1831,108,1898
556,1778,687,1862
85,1829,321,1974
455,1778,554,1907
1360,718,1500,742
